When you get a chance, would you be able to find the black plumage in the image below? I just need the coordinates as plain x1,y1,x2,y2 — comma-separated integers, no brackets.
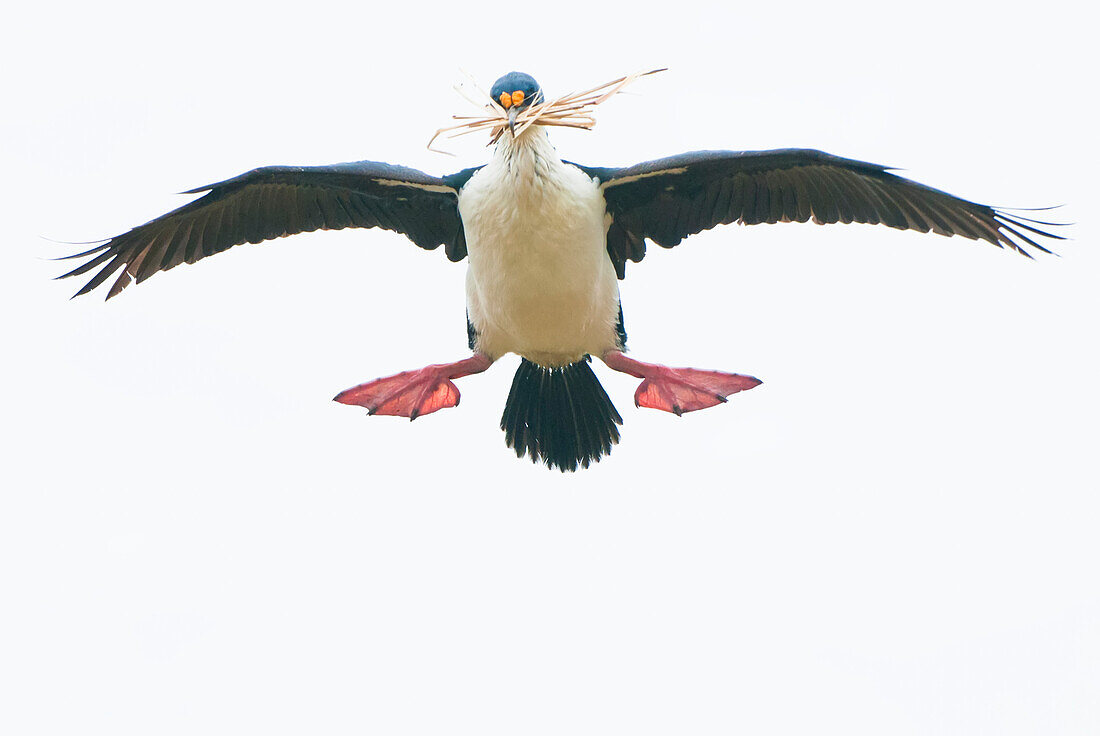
58,162,481,300
576,149,1062,278
501,358,623,472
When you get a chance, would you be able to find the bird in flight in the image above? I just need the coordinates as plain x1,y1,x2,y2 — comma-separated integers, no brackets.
59,70,1062,471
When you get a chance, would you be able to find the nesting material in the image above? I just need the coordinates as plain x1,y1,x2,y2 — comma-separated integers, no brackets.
428,68,667,154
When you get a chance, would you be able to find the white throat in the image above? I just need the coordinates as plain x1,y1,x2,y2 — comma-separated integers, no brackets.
492,127,563,186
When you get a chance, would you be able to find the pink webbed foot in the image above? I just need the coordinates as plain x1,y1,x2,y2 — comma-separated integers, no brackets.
602,350,762,416
333,354,492,420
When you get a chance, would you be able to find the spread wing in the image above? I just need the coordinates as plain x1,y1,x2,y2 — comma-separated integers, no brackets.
575,149,1064,278
58,161,481,299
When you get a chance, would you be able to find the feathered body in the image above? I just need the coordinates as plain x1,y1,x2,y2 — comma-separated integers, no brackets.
460,128,620,367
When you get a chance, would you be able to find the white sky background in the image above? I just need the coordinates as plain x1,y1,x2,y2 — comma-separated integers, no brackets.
2,1,1097,733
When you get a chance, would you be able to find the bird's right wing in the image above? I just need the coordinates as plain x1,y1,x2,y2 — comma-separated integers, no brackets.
575,149,1064,278
58,161,482,299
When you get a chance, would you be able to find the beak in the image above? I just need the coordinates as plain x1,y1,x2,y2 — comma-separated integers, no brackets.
507,106,519,137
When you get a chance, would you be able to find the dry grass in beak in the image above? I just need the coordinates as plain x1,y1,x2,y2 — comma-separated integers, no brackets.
428,68,667,154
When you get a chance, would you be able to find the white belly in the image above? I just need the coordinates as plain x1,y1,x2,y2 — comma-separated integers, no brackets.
459,132,619,367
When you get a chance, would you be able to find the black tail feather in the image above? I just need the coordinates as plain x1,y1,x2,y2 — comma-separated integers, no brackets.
501,356,623,472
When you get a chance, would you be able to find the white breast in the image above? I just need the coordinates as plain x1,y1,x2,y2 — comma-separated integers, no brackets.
458,130,620,367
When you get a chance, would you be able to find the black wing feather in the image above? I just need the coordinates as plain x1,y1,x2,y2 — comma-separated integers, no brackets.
60,161,482,299
575,149,1064,278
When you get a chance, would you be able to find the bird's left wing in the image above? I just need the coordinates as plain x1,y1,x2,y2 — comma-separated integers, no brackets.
575,149,1063,278
59,161,481,299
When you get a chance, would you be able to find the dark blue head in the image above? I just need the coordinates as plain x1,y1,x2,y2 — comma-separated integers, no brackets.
489,71,542,112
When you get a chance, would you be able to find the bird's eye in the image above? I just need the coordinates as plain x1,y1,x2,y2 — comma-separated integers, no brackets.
499,92,513,109
511,90,525,106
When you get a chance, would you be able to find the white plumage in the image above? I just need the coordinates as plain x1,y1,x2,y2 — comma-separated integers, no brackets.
460,128,620,367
